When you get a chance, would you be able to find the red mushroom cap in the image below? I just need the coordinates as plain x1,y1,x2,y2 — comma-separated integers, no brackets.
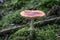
20,10,45,18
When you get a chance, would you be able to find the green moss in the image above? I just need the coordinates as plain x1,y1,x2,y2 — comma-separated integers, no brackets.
1,0,60,40
1,0,60,26
0,10,28,27
9,26,56,40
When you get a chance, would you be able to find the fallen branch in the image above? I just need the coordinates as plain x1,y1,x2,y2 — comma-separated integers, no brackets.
0,24,28,35
0,17,60,35
34,17,60,26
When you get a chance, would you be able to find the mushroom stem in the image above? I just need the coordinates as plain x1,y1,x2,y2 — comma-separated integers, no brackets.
30,19,34,29
30,19,35,40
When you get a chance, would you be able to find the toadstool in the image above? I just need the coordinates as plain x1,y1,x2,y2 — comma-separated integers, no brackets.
20,10,45,39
